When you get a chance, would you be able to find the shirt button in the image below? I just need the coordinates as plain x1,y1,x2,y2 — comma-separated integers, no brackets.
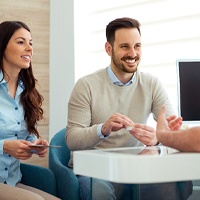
5,167,8,171
17,122,20,125
15,134,18,137
15,107,18,110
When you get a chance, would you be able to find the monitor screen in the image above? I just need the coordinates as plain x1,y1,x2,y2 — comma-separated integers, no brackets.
177,60,200,124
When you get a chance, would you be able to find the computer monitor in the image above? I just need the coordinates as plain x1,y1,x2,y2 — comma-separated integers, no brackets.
177,59,200,124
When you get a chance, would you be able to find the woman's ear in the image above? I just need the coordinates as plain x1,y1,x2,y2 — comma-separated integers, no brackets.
105,42,112,56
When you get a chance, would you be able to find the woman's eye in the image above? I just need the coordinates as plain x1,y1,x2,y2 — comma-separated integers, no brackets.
17,41,24,44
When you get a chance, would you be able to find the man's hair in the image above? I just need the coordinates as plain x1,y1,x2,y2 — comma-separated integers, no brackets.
106,17,141,45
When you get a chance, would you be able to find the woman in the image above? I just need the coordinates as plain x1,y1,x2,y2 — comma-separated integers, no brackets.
0,21,59,200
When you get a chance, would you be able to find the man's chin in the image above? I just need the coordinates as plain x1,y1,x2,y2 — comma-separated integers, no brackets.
124,66,138,73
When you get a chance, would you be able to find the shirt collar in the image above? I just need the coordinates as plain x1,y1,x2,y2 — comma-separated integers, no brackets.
0,70,24,90
0,70,6,85
106,65,134,86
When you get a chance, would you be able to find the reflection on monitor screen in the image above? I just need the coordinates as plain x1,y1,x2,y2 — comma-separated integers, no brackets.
177,60,200,123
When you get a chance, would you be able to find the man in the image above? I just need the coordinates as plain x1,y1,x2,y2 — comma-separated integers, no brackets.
67,17,192,200
157,105,200,152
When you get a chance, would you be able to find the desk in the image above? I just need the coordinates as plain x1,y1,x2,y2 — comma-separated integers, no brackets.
74,146,200,184
73,146,200,199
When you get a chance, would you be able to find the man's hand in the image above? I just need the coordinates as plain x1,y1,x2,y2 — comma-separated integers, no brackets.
129,124,158,146
101,113,134,136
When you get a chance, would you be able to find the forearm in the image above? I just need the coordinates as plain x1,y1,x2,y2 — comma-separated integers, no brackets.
67,80,104,150
158,127,200,152
67,106,102,150
67,125,103,151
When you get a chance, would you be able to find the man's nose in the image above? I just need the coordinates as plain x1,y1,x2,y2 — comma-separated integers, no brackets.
128,47,137,57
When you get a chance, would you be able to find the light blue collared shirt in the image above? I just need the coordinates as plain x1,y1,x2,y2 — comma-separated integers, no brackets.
97,66,135,138
0,71,37,186
106,65,134,86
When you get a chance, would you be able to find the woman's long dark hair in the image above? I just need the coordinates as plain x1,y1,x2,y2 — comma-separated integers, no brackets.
0,21,44,138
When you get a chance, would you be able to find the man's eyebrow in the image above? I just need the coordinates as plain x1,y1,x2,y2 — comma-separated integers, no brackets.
119,42,141,46
119,43,129,46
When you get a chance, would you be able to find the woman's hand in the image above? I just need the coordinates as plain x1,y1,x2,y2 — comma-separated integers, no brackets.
31,139,49,157
3,140,33,160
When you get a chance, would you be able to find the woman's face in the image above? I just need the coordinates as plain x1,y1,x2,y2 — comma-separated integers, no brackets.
3,27,33,73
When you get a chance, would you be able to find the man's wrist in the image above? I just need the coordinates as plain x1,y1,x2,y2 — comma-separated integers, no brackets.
97,124,110,138
154,141,160,146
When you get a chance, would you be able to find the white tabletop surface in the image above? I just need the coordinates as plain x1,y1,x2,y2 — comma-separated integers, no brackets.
73,146,200,184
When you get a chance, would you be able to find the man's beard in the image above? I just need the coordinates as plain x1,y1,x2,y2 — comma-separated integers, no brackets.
112,50,138,73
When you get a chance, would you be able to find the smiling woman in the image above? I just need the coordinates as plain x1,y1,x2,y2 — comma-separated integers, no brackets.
0,0,51,168
4,28,33,70
0,21,59,200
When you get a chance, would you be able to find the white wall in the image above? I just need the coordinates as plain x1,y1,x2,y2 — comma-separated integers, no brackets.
49,0,75,139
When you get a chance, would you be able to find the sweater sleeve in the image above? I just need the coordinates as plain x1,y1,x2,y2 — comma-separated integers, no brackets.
67,78,104,151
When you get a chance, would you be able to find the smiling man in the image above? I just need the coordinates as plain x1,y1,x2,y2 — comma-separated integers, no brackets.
66,17,192,200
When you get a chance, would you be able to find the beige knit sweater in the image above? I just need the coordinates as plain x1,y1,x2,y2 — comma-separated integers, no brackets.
67,69,175,168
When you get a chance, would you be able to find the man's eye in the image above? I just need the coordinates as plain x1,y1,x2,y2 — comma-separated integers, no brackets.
121,45,128,48
136,44,141,48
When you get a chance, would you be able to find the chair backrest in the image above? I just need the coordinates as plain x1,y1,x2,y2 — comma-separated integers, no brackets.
49,128,70,166
49,128,79,200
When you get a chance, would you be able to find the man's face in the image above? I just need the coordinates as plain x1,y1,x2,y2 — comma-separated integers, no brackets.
106,28,142,74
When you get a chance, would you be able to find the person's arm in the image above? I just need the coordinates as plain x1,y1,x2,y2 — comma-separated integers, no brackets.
3,140,33,160
67,78,104,151
67,77,134,151
157,127,200,152
156,105,200,152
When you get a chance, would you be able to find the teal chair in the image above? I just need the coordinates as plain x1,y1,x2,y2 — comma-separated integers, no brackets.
20,163,57,196
49,128,79,200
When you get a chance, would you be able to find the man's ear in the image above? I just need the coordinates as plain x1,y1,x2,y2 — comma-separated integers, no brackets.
105,42,112,56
